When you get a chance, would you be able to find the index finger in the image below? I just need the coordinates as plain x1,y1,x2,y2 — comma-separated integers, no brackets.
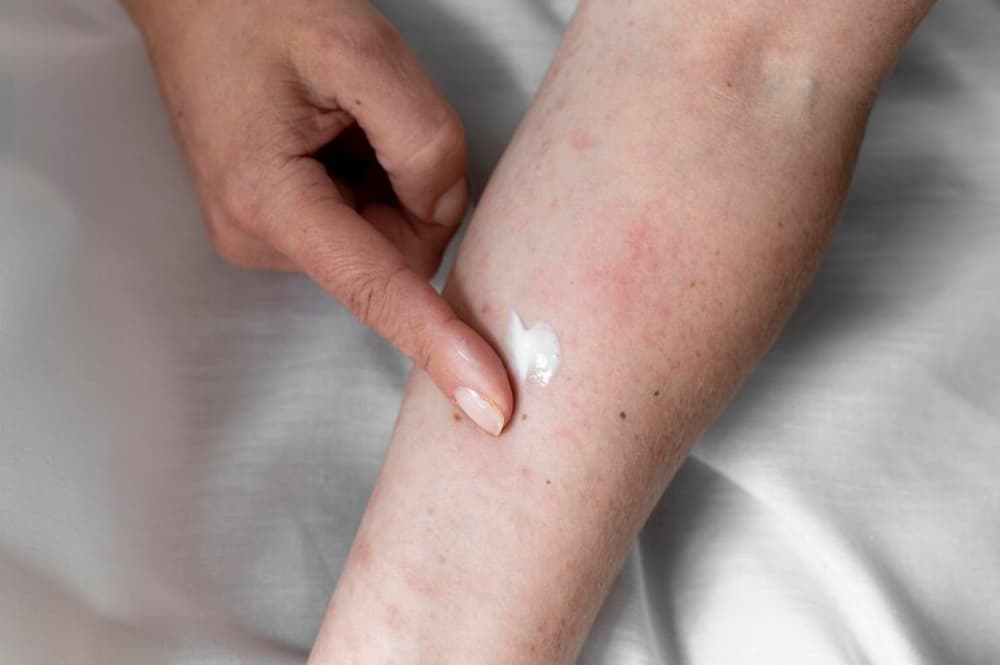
260,157,512,436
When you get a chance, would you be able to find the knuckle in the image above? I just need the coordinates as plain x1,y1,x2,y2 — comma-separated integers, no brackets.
346,263,409,334
216,167,266,233
207,227,253,268
318,15,404,69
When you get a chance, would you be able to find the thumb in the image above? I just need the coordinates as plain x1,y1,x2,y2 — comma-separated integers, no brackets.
262,157,512,435
296,9,469,226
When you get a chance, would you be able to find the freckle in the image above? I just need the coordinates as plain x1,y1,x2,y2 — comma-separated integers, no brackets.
689,280,696,288
175,110,184,119
545,479,551,485
726,80,733,88
354,98,362,106
521,414,528,421
480,303,492,316
452,412,461,422
619,411,627,420
778,220,785,228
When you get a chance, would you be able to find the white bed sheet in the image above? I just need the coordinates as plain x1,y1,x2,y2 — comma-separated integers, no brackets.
1,1,998,663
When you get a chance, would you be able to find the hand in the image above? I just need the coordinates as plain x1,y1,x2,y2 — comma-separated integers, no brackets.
124,0,512,434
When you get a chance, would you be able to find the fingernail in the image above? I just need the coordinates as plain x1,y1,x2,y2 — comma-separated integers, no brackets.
431,178,468,226
455,387,506,436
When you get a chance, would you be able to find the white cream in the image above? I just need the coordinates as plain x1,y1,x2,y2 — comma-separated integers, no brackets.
506,311,561,387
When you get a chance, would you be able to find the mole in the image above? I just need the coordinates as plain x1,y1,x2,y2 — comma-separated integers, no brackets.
619,411,627,420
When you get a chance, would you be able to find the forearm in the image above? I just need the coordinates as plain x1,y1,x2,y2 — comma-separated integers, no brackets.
309,1,932,663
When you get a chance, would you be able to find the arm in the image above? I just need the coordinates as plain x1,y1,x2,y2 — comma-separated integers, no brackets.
309,1,935,662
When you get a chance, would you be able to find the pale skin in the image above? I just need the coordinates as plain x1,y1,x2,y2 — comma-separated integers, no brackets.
308,1,935,663
125,0,936,662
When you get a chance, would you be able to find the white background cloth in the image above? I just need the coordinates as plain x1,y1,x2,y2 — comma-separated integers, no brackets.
1,1,998,663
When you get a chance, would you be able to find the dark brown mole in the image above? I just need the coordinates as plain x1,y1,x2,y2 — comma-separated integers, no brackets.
619,411,627,420
452,412,462,422
545,479,551,485
654,390,660,397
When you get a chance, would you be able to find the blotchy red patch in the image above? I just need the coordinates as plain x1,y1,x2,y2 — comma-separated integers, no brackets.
580,212,676,329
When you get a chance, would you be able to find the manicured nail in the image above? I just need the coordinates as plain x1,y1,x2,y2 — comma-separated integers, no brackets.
455,387,506,436
432,178,468,226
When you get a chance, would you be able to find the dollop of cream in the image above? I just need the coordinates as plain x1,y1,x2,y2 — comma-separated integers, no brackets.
506,310,561,387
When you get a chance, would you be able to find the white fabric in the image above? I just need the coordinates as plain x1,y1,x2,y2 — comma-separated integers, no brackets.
1,1,998,663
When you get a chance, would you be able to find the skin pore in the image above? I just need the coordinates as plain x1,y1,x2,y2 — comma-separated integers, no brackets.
298,0,937,662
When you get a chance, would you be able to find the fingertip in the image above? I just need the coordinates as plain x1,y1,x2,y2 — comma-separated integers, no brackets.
424,317,514,437
430,177,469,227
454,387,507,437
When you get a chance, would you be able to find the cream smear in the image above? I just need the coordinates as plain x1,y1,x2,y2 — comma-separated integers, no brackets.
506,311,561,387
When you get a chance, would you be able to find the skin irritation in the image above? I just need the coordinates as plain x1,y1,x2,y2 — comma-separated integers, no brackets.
575,212,678,334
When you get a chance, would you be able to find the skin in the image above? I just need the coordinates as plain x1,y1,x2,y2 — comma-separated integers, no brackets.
122,0,938,661
303,0,937,663
122,0,514,436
